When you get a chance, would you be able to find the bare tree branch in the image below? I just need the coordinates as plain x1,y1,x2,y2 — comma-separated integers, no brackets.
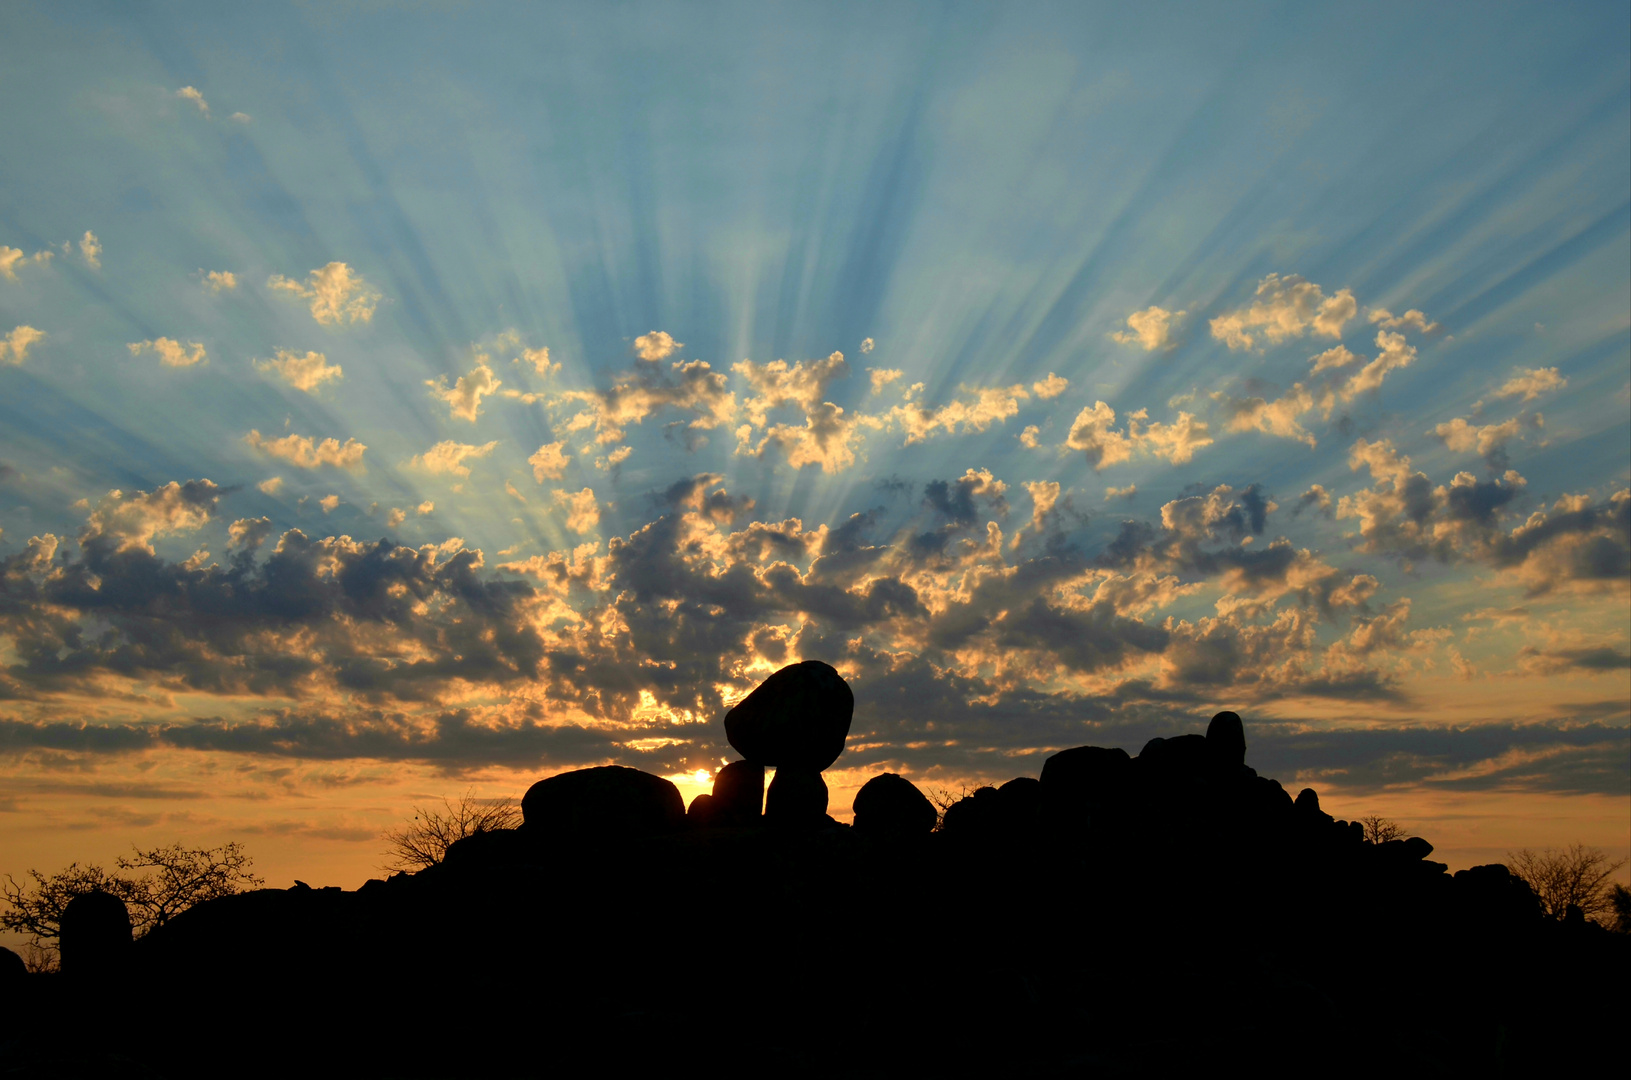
381,790,521,872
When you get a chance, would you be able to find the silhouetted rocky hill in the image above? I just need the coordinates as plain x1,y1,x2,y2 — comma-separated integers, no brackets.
3,661,1624,1077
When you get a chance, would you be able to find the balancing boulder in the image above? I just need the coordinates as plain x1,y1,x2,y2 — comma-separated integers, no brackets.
724,660,854,771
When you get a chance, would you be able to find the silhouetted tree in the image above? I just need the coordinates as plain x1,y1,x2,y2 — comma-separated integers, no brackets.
382,790,520,871
1359,814,1407,844
923,783,982,832
1608,884,1631,934
1,842,262,966
1507,844,1626,923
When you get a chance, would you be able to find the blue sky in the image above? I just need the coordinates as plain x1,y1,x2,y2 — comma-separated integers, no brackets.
1,1,1626,889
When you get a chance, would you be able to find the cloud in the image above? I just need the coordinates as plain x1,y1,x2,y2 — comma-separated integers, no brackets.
255,348,342,392
245,430,367,471
176,86,210,117
1,246,55,281
594,445,634,471
1105,485,1136,501
319,495,340,514
1018,425,1042,450
409,440,499,479
554,487,601,534
633,331,681,361
869,368,904,394
1432,414,1536,470
1112,306,1185,351
737,402,876,474
257,476,284,495
1309,344,1358,374
427,357,501,421
1210,274,1355,350
1031,373,1069,399
1494,367,1567,402
386,508,406,527
1338,330,1417,401
1293,484,1332,518
227,516,274,552
1064,402,1212,468
229,112,251,124
80,231,101,269
528,441,570,482
886,384,1030,445
1368,308,1438,334
128,338,207,368
1,325,45,365
267,262,381,326
1219,382,1329,447
859,338,875,354
81,480,223,554
515,345,556,377
416,501,434,516
735,352,850,427
202,270,237,294
560,354,734,445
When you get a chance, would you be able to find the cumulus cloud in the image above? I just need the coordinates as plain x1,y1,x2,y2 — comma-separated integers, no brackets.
267,262,381,326
869,368,904,394
1112,306,1185,351
409,440,498,478
0,245,56,281
859,338,875,354
528,441,570,482
202,270,237,293
319,495,340,514
1494,366,1567,402
80,231,101,269
886,384,1030,445
227,516,274,552
386,508,406,527
633,331,681,361
1219,382,1329,448
176,86,210,116
1105,485,1136,501
515,345,556,377
1210,274,1355,350
1,325,45,365
554,487,601,534
1032,373,1069,399
416,501,434,516
81,480,223,553
245,430,367,471
735,352,850,427
1339,330,1417,400
128,337,207,368
255,348,342,392
427,357,501,421
737,402,876,474
560,354,734,445
1368,308,1438,334
1432,414,1537,470
1309,344,1358,374
257,476,284,495
229,112,251,124
1064,402,1212,468
1018,425,1042,450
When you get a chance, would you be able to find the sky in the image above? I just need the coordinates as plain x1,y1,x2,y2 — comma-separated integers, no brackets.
1,0,1627,907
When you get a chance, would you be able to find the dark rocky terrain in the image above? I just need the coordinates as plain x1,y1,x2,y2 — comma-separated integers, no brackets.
3,660,1624,1077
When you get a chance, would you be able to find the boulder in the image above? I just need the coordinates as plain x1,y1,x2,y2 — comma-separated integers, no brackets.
687,793,719,827
710,760,765,824
1040,745,1131,796
60,890,131,978
0,946,24,982
1294,787,1322,815
521,765,685,840
1205,711,1246,767
852,773,936,836
993,776,1044,834
939,786,1000,836
723,660,854,771
764,767,829,828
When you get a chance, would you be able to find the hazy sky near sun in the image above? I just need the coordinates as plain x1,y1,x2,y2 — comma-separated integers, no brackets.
1,0,1627,892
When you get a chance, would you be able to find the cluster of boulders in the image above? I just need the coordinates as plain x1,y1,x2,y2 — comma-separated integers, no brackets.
6,658,1625,1078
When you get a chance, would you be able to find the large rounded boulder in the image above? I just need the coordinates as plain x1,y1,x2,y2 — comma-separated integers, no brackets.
723,660,854,771
522,766,685,840
852,773,936,837
60,890,132,977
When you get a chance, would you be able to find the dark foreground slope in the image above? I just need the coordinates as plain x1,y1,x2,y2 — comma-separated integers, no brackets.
4,714,1625,1078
